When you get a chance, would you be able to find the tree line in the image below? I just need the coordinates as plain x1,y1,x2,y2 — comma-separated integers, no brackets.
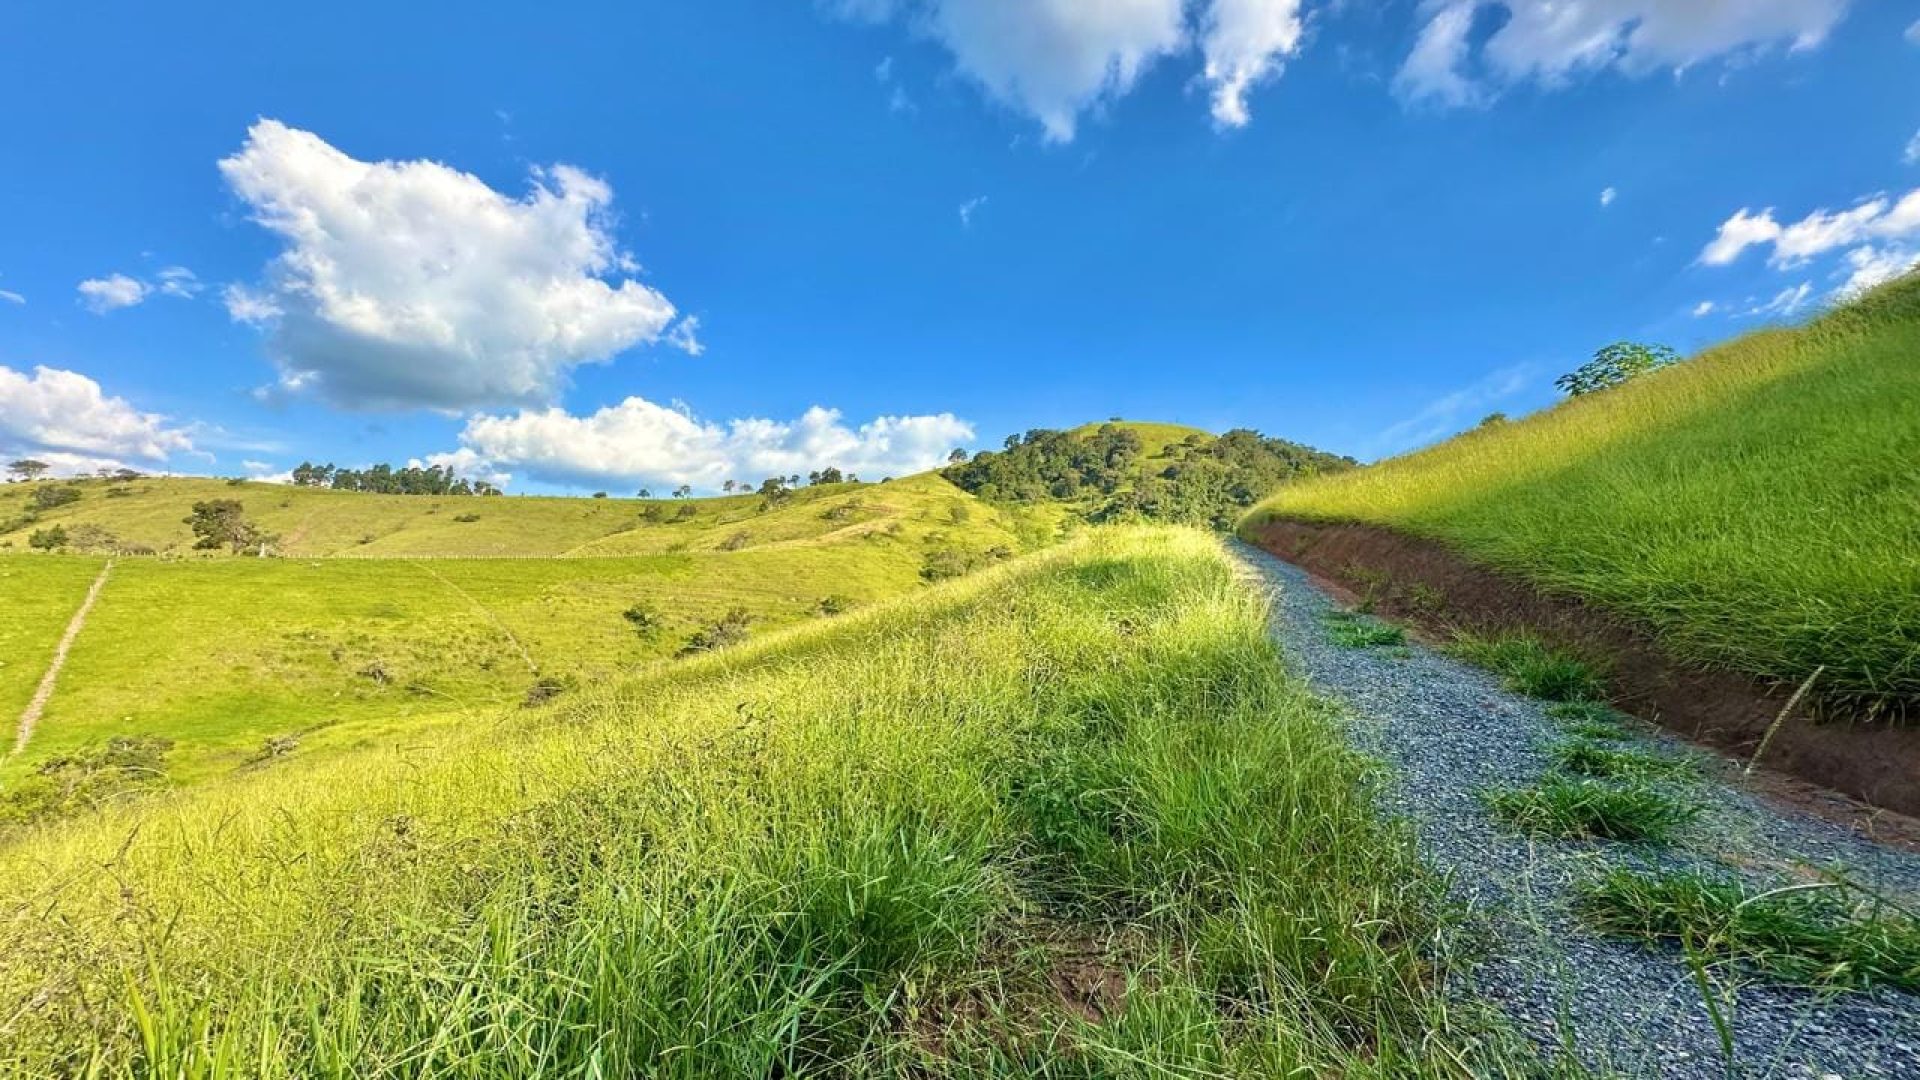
289,462,502,496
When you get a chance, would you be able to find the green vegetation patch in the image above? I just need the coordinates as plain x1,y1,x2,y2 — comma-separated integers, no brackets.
1575,869,1920,993
0,529,1518,1076
1545,700,1633,741
1321,610,1407,649
1551,740,1699,782
1448,631,1604,702
1248,276,1920,713
1484,775,1700,843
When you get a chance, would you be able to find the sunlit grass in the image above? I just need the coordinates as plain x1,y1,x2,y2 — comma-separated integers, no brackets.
1245,275,1920,712
0,528,1523,1077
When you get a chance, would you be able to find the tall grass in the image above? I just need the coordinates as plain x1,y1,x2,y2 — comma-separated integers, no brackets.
0,529,1517,1077
1244,275,1920,712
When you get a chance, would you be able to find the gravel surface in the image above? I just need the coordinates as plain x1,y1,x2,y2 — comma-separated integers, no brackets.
1233,541,1920,1079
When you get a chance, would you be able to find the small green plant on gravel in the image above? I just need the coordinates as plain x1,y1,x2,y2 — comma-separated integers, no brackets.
1450,631,1604,702
1484,775,1700,843
1545,700,1632,740
1552,740,1699,782
1322,610,1407,649
1574,868,1920,994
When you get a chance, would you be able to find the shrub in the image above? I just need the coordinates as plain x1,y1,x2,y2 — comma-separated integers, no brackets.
0,736,174,833
452,513,481,523
920,546,979,582
1449,632,1604,701
682,608,752,654
816,595,852,616
622,602,662,636
640,505,666,524
674,503,698,521
522,676,574,708
1484,776,1698,843
719,530,751,552
27,526,67,551
30,485,81,511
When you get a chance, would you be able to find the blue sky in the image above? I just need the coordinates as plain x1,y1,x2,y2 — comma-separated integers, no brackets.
1,1,1916,493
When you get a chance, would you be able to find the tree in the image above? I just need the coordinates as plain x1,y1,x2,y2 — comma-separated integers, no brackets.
638,488,652,498
28,525,67,551
31,485,81,511
1556,342,1679,396
184,499,273,554
7,459,49,481
673,484,693,499
947,448,969,464
722,479,736,493
808,467,845,486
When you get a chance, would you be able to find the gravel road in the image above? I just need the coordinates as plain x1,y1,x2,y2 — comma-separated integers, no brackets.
1233,541,1920,1079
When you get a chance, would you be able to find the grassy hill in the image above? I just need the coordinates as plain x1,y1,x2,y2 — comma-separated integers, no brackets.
0,473,1057,791
0,528,1510,1076
1245,274,1920,713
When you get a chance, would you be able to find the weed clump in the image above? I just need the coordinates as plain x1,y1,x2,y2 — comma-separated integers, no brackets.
1322,610,1406,649
1450,632,1604,701
1484,775,1699,843
1552,740,1698,782
1575,869,1920,993
0,736,174,833
682,607,752,654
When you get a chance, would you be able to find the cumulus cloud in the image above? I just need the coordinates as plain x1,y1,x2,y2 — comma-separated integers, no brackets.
155,266,204,298
1691,300,1716,317
1905,128,1920,165
439,397,973,491
1199,0,1306,129
1397,1,1850,105
0,365,194,471
1699,188,1920,268
219,119,681,411
1600,186,1617,207
77,273,150,313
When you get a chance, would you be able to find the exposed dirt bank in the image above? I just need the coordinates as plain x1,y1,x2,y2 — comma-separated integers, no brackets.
1246,519,1920,827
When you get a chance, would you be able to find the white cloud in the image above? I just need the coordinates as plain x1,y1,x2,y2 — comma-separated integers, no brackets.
155,266,203,298
1371,363,1534,456
442,397,973,490
1199,0,1306,129
0,289,22,305
959,195,987,227
1700,188,1920,267
1746,281,1814,318
76,273,150,313
1836,245,1920,298
219,119,681,411
1398,1,1850,105
1908,19,1920,45
0,365,194,469
1600,186,1617,207
840,0,1188,142
1905,128,1920,165
1394,1,1484,106
666,316,705,357
1691,300,1716,317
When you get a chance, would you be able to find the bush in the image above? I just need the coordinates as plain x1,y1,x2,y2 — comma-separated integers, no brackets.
622,602,662,636
682,608,752,654
30,485,81,511
0,736,174,833
452,513,481,523
674,503,698,521
27,526,67,551
920,546,979,583
718,530,751,552
816,595,852,616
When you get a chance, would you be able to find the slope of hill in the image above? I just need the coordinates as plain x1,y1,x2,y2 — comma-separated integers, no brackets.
0,473,1053,793
1245,275,1920,721
0,528,1506,1076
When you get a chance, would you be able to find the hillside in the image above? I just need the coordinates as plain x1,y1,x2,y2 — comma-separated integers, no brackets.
0,473,1053,792
1244,274,1920,719
0,529,1507,1076
949,420,1354,529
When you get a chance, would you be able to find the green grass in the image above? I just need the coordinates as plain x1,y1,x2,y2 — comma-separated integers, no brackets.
1544,701,1633,741
1322,610,1408,648
1575,868,1920,993
0,528,1526,1077
1448,631,1605,702
1484,775,1700,843
1244,274,1920,713
1551,740,1699,782
0,473,1058,792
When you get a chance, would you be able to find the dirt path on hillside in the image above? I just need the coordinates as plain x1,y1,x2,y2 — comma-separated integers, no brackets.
1233,541,1920,1079
408,560,539,676
10,560,114,758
